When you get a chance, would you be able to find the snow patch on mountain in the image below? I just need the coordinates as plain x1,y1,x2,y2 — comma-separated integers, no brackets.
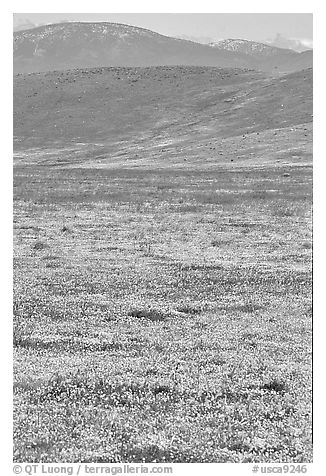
210,39,295,57
14,21,159,49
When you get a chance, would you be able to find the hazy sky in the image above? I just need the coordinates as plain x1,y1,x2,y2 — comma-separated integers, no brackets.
13,13,313,45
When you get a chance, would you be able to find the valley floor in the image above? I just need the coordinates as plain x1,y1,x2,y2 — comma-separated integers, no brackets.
13,147,312,462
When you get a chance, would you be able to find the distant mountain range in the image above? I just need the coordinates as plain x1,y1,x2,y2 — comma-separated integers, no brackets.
209,38,312,72
13,22,312,74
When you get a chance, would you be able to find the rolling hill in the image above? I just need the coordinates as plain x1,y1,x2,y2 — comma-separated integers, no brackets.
13,22,312,74
13,66,312,168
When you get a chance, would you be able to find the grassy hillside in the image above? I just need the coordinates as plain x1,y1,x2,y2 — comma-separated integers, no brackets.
14,66,312,161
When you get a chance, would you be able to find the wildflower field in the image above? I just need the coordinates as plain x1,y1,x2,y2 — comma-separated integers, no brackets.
13,152,312,462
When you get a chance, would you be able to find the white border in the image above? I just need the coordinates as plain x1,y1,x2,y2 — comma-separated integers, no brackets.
4,3,323,475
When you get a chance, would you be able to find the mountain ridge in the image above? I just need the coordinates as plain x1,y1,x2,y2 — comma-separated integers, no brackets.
14,22,312,74
210,38,298,57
